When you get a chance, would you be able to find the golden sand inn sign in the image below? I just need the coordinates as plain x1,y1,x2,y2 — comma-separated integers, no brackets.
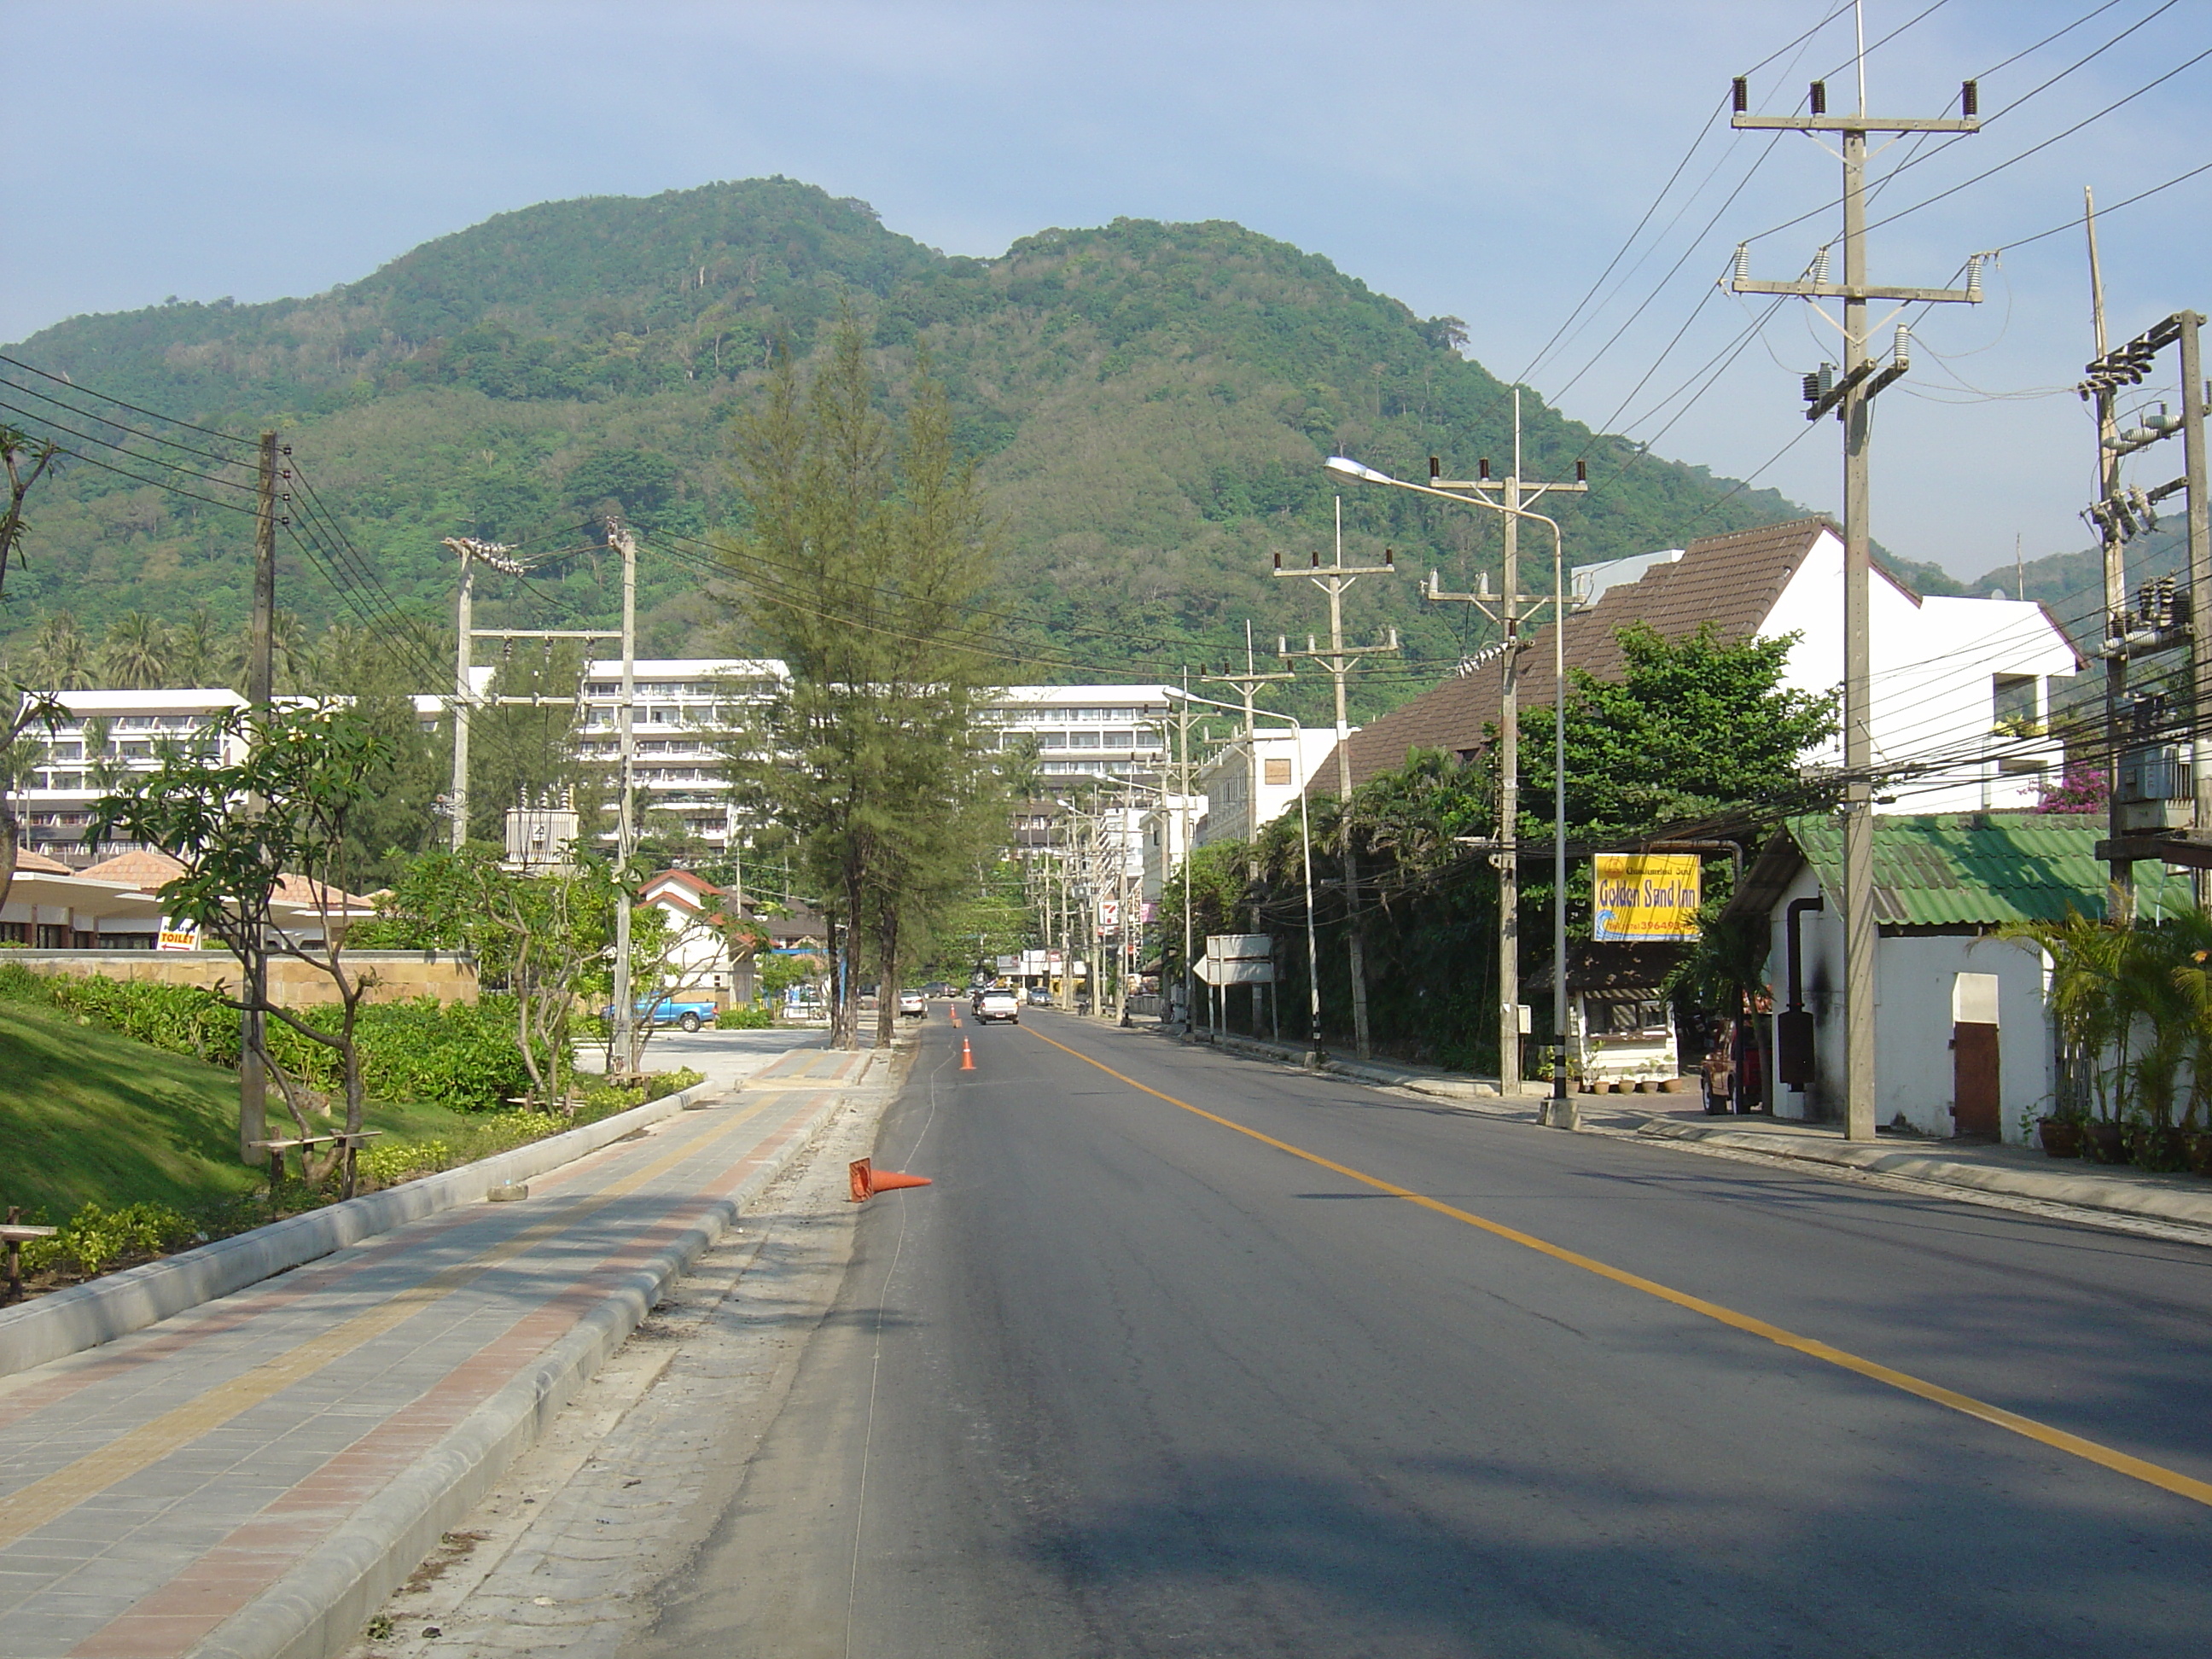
1592,854,1701,943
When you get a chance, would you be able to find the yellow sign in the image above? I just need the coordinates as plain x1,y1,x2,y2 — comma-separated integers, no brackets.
1592,854,1701,942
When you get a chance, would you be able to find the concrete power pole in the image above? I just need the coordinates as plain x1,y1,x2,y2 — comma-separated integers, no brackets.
2079,300,2212,897
1420,387,1586,1095
240,430,279,1162
1729,67,1981,1144
608,522,639,1070
439,538,521,853
1204,632,1295,1045
1274,502,1397,1059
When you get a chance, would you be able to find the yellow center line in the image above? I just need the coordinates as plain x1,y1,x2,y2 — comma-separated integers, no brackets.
1022,1025,2212,1512
0,1099,771,1547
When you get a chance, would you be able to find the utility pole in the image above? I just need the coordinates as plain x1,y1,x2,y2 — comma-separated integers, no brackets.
1729,65,1981,1144
1204,627,1295,1045
608,522,639,1070
1274,500,1397,1059
240,430,279,1163
2079,297,2212,898
439,542,539,858
1419,387,1586,1095
1172,671,1202,1036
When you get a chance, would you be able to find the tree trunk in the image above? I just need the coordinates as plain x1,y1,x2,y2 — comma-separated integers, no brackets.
875,917,899,1051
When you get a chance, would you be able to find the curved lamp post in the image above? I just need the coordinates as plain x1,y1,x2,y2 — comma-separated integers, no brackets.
1322,456,1578,1128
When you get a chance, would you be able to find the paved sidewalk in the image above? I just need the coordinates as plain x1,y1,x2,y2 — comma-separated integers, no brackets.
1134,1019,2212,1237
0,1045,882,1659
1637,1110,2212,1229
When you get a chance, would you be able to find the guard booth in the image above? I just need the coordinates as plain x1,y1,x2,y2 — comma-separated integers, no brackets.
1567,940,1689,1090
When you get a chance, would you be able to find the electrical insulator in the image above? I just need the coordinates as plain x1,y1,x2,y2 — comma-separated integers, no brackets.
1808,80,1826,115
1478,457,1491,480
1575,459,1587,482
1965,254,1983,303
1383,547,1394,568
1429,456,1441,479
1732,76,1748,114
1809,247,1830,286
1802,371,1823,404
1732,243,1750,287
1892,324,1911,372
1960,79,1977,118
1310,550,1320,568
1272,550,1281,569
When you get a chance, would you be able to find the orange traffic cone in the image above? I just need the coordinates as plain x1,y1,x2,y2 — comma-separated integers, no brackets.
849,1157,934,1202
960,1039,975,1071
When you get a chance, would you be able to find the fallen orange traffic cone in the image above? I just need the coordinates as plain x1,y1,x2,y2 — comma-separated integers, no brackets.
849,1157,934,1202
960,1039,975,1071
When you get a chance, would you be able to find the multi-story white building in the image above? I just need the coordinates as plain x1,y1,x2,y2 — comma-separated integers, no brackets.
980,685,1174,783
16,690,253,868
573,659,787,851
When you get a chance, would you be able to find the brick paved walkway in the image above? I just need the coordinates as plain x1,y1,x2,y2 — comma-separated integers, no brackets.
0,1051,870,1659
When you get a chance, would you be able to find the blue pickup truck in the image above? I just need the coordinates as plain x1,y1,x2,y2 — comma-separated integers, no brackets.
606,994,718,1033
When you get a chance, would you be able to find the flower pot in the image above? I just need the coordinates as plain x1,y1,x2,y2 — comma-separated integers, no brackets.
2082,1121,2130,1164
2126,1125,2191,1173
2037,1119,2081,1158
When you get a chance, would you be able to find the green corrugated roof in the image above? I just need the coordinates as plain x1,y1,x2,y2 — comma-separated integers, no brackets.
1785,812,2189,926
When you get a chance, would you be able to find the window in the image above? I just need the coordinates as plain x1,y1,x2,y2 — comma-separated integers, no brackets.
1992,674,2040,735
1067,731,1101,749
1034,731,1067,748
1103,730,1135,748
1263,758,1293,786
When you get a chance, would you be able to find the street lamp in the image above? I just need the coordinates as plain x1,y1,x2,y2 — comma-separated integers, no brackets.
1322,455,1579,1128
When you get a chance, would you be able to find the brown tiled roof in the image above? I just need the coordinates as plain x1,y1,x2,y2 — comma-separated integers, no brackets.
11,849,73,876
76,849,188,888
1318,516,1848,794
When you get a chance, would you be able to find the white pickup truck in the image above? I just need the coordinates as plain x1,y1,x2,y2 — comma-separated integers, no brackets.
973,988,1021,1024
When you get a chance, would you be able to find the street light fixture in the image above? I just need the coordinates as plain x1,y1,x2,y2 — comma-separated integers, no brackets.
1323,456,1580,1128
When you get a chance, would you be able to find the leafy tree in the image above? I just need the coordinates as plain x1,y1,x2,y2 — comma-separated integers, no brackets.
90,705,395,1187
96,612,171,690
725,314,1003,1049
20,611,91,691
355,846,616,1110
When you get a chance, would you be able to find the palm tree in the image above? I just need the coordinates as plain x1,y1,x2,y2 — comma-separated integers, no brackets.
2004,908,2128,1121
166,607,236,688
97,612,171,690
23,611,91,691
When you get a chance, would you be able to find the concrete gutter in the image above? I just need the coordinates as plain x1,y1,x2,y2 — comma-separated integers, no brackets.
1638,1117,2212,1230
0,1080,721,1381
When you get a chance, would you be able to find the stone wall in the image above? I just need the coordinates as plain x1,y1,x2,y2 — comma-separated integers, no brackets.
3,950,479,1005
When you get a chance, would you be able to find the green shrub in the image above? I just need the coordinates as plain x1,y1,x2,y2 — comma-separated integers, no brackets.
0,970,537,1112
358,1138,451,1187
22,1200,201,1276
715,1005,774,1030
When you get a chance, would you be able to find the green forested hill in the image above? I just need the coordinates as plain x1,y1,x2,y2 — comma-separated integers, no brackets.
3,177,1915,720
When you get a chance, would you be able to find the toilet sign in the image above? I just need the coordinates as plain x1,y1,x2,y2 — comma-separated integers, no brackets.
1591,854,1701,942
156,917,199,952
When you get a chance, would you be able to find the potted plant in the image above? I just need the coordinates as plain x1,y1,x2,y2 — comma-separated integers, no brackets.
2036,1114,2084,1158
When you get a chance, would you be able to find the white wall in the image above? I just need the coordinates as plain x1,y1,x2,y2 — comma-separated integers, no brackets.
1767,865,2052,1141
1759,529,2077,814
1196,728,1336,846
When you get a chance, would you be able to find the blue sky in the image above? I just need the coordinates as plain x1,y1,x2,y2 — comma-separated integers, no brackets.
3,0,2206,582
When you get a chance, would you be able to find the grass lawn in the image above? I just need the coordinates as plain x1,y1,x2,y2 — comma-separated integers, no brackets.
0,996,480,1222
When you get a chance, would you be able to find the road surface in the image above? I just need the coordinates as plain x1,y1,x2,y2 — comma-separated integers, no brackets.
631,1010,2212,1657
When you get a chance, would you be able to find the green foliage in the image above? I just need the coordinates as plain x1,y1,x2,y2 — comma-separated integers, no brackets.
715,1004,774,1029
730,315,1007,1045
20,1201,200,1277
0,965,530,1111
3,180,1814,718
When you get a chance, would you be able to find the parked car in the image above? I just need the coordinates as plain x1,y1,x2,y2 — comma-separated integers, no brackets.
975,987,1021,1023
605,994,717,1033
898,989,927,1017
1026,987,1052,1006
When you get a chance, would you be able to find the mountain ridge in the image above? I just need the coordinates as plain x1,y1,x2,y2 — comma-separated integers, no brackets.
3,177,1908,721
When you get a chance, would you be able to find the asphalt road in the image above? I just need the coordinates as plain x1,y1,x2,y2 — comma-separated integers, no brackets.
632,1009,2212,1658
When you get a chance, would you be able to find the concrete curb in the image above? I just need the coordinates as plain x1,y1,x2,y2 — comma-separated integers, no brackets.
1157,1025,1507,1102
1638,1118,2212,1229
186,1086,851,1659
0,1080,721,1381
